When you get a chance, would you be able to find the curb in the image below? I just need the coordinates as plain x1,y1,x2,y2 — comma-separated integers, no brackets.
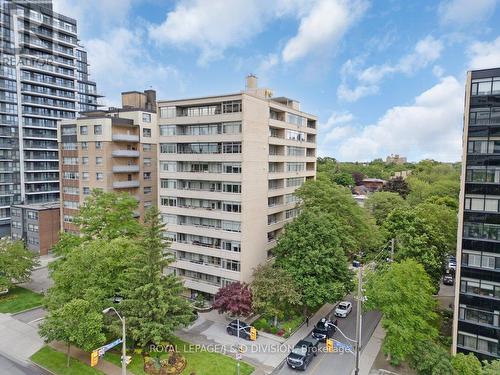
12,305,46,317
30,360,57,375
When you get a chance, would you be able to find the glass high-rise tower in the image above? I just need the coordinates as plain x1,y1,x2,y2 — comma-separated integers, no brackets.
0,0,100,235
454,67,500,360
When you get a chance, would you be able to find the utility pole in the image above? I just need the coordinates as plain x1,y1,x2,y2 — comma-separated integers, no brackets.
390,238,395,262
354,263,362,375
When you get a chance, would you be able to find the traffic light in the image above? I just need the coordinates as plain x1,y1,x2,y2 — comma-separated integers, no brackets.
121,355,132,365
250,327,257,341
326,338,333,353
90,350,99,367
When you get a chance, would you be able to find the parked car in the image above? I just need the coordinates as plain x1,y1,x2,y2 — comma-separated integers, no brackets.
443,274,454,286
226,319,254,340
312,318,336,342
286,338,319,371
448,256,457,272
335,301,352,318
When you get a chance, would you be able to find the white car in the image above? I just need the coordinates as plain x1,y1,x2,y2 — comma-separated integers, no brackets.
335,301,352,318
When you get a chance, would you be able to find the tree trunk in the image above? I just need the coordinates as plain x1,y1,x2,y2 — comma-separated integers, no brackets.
66,343,71,368
273,315,278,327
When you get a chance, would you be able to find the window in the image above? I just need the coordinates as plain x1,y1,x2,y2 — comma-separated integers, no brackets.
160,125,176,136
223,183,241,193
82,172,89,180
61,126,76,135
462,250,500,271
96,172,103,181
63,186,79,195
144,158,152,167
161,179,177,189
223,202,241,213
222,220,241,232
286,130,305,141
161,197,177,207
83,187,91,195
81,156,88,165
96,157,103,165
222,241,241,252
222,101,242,113
81,141,88,150
286,208,300,219
223,122,241,134
143,128,151,137
160,106,176,118
223,142,242,153
287,113,306,126
460,277,500,299
144,186,152,194
223,163,241,174
285,193,300,204
80,125,88,135
27,211,38,220
287,177,305,188
287,162,305,172
63,201,79,209
94,124,102,135
63,215,74,223
160,143,177,154
63,157,78,165
143,143,152,151
463,221,500,241
160,162,177,172
457,331,498,355
142,113,151,123
287,146,305,157
471,77,500,96
62,143,78,150
144,172,152,180
27,223,39,232
95,141,102,150
268,196,282,207
63,172,79,180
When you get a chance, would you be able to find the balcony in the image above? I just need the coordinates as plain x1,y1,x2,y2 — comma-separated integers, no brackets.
112,150,140,158
113,180,140,189
112,134,140,142
112,165,140,173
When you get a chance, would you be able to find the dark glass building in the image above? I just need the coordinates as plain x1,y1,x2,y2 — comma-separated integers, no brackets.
454,68,500,360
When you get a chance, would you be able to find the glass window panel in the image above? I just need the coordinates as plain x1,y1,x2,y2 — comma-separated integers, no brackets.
492,81,500,95
471,198,484,211
485,199,498,212
478,81,492,95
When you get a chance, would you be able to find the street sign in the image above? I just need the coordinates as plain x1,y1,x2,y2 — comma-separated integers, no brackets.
90,350,99,367
250,327,257,341
333,339,353,352
96,338,123,357
326,338,333,352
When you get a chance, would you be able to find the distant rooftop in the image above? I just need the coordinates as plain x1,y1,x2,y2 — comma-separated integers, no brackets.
13,202,60,211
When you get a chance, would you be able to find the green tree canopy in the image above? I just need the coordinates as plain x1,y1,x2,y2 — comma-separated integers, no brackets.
73,189,142,241
451,353,482,375
251,263,302,326
365,191,406,225
383,207,448,287
296,177,382,256
273,208,354,313
39,299,106,367
119,208,193,348
0,239,38,291
414,202,457,255
364,260,438,365
382,177,410,198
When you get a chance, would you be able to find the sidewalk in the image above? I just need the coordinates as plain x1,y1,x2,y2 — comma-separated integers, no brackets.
49,342,134,375
357,318,386,375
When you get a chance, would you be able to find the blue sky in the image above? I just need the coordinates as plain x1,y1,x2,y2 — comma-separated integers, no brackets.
53,0,500,162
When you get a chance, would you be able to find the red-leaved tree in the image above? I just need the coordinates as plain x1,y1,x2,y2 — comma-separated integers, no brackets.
212,282,252,317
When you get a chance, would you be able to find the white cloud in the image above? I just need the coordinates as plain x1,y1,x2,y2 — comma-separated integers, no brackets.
330,76,463,161
468,36,500,70
337,36,443,102
438,0,497,26
282,0,368,63
258,54,279,74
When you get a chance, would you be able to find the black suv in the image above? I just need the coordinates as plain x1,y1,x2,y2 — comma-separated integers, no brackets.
226,320,253,340
287,338,319,371
312,319,336,342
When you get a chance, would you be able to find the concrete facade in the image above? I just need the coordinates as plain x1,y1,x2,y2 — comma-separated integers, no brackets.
58,91,158,233
157,77,317,297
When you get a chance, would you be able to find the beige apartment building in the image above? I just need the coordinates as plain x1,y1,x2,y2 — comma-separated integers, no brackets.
158,76,317,298
58,91,158,233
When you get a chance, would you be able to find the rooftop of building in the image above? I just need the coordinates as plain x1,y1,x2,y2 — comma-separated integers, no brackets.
12,202,60,211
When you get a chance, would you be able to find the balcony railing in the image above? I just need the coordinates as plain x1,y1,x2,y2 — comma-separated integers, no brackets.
112,150,140,157
112,134,140,142
112,165,140,173
113,180,140,189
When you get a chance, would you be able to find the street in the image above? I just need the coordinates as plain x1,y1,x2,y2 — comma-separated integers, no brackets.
0,352,50,375
277,297,381,375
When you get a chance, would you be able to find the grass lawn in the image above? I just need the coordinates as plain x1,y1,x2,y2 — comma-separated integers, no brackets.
0,287,44,313
30,346,105,375
253,314,304,338
105,337,254,375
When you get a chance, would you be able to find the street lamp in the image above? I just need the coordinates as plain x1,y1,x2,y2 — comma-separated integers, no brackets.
103,307,126,375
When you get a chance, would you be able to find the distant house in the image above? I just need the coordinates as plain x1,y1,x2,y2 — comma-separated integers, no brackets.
361,178,386,192
393,170,412,179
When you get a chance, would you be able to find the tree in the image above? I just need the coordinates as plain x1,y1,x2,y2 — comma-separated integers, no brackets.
365,191,406,225
0,239,38,291
451,353,482,375
415,202,457,255
45,238,138,311
120,207,193,348
383,207,448,288
410,341,453,375
352,172,365,186
273,208,353,314
73,189,142,241
330,172,355,187
213,282,253,317
251,264,302,326
382,176,410,198
364,260,438,365
39,299,105,367
482,359,500,375
296,177,382,256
